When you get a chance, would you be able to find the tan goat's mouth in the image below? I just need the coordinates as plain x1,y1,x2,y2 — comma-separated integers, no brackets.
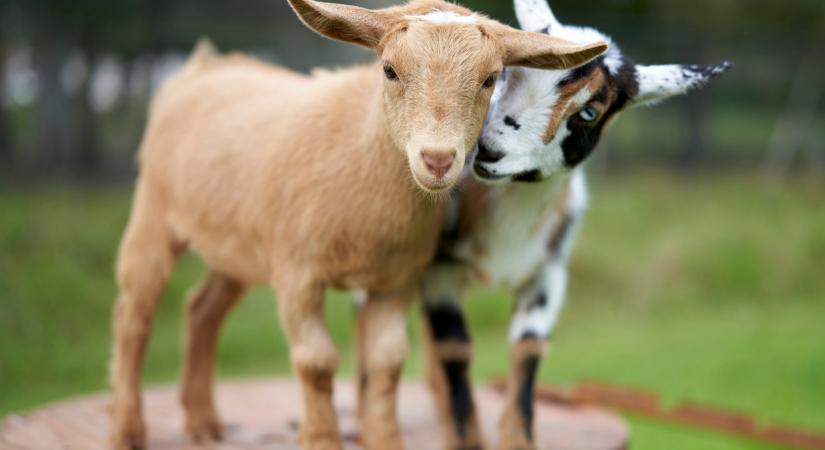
410,167,458,194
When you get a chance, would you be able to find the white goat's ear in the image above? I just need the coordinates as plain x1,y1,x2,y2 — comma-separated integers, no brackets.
287,0,395,49
514,0,561,33
494,26,608,70
633,61,733,106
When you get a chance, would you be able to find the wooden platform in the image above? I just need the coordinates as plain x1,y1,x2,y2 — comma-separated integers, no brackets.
0,379,629,449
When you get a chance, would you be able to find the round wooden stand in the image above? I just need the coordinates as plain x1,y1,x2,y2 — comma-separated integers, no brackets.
0,379,629,449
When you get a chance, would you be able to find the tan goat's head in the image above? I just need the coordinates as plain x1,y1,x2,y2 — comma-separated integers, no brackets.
287,0,608,193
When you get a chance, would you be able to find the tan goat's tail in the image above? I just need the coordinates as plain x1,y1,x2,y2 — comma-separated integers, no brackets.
146,38,220,114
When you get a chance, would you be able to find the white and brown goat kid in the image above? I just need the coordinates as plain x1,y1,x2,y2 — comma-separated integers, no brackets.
419,0,732,448
108,0,606,448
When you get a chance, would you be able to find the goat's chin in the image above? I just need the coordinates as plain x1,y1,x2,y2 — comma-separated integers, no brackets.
472,173,510,186
471,163,510,185
410,169,458,195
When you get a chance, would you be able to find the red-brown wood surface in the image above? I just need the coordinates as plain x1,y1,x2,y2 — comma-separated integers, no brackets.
0,379,629,450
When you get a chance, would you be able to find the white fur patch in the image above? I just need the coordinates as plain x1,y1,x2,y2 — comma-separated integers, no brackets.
604,55,625,76
508,260,568,342
352,289,368,307
635,64,727,105
407,10,480,25
567,169,589,216
514,0,560,32
457,173,581,289
458,182,555,288
635,65,692,104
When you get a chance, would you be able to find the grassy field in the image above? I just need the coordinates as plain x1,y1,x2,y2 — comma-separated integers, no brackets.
1,171,824,449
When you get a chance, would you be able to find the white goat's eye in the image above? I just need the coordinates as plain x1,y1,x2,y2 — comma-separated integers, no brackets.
578,106,598,122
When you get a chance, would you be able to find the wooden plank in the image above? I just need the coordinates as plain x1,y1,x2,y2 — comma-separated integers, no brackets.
0,379,630,450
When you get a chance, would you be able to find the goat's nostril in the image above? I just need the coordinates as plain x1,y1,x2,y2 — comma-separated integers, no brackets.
504,115,521,130
422,150,456,178
476,142,505,163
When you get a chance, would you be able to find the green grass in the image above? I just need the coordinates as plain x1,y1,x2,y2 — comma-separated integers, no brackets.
1,172,824,449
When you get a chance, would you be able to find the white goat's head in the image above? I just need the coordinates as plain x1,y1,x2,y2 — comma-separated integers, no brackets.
287,0,608,192
472,0,733,183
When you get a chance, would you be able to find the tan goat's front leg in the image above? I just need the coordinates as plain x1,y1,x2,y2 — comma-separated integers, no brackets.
356,290,414,450
275,279,342,450
110,189,182,450
180,271,246,442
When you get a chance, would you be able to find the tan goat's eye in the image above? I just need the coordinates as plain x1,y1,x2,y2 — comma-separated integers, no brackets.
384,65,398,81
482,74,497,89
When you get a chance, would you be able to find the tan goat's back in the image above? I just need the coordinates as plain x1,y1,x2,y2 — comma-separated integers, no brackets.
133,47,440,290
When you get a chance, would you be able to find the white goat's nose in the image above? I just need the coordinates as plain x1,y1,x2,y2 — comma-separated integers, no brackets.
476,142,505,164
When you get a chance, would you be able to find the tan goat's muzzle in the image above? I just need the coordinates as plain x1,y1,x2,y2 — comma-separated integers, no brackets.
422,148,456,179
407,145,465,193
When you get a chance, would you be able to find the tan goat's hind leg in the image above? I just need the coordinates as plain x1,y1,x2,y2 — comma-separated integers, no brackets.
180,271,246,442
110,193,181,450
358,291,414,450
276,279,342,450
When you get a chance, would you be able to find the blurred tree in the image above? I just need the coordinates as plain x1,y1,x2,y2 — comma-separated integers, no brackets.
0,40,11,167
762,4,825,178
657,0,707,169
72,22,101,174
0,3,14,169
18,0,166,175
30,9,74,174
0,0,823,178
23,1,98,175
654,0,740,169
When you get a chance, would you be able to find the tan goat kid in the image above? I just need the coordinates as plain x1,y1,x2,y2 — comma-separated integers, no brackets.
109,0,606,449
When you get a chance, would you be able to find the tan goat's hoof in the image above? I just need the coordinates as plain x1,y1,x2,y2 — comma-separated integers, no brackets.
299,436,345,450
110,418,146,450
185,412,224,442
495,437,536,450
362,435,405,450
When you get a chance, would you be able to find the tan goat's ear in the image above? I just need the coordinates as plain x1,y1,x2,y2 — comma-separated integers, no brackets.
496,26,608,70
287,0,394,49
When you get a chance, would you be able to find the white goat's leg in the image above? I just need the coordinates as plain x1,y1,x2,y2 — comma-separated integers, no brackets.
420,264,485,450
357,289,414,450
497,260,568,450
110,183,183,450
275,278,341,450
180,271,246,442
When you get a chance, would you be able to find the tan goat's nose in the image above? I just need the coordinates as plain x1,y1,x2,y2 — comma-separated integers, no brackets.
422,149,456,178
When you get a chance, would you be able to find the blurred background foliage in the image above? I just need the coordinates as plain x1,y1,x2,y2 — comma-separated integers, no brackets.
1,0,823,176
0,1,823,449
